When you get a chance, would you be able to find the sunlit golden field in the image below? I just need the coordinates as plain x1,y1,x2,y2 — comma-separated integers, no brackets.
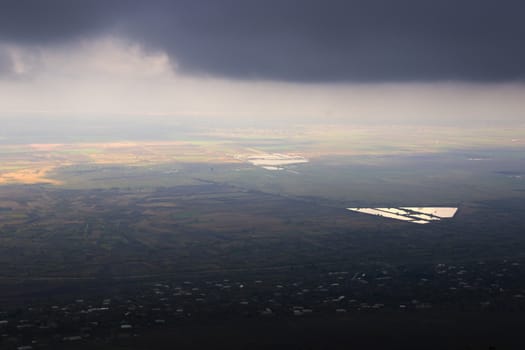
0,124,523,186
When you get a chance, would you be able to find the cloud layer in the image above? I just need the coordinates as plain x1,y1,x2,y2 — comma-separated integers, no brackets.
1,38,524,125
1,0,524,82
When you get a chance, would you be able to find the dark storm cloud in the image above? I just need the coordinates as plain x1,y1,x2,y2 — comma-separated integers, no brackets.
0,0,126,44
1,0,524,82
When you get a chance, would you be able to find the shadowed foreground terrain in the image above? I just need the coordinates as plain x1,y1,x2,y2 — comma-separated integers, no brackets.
1,143,524,349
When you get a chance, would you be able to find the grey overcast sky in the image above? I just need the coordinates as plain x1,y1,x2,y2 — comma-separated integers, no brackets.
0,0,524,124
1,0,525,82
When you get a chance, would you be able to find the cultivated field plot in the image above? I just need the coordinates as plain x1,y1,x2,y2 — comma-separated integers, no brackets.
0,141,239,186
347,207,458,224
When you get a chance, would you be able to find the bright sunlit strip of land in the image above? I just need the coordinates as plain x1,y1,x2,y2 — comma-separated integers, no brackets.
347,207,459,224
235,152,309,170
400,207,458,218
